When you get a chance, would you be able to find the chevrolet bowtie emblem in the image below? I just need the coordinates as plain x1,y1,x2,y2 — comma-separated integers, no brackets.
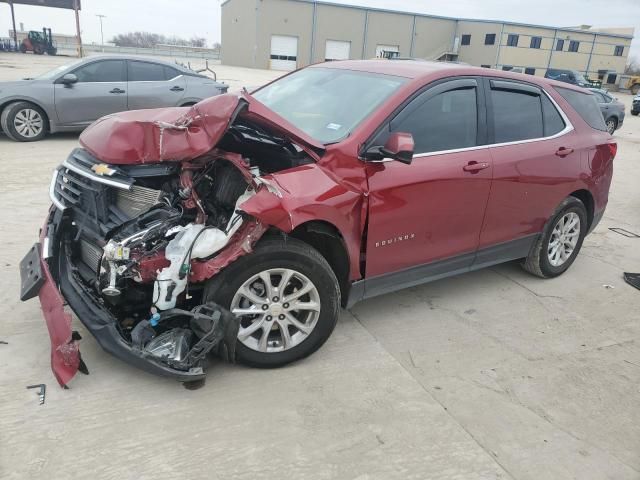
91,163,116,177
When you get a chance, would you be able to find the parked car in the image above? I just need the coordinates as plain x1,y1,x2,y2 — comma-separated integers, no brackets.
631,95,640,116
0,55,228,142
544,68,596,88
588,88,625,134
20,60,616,386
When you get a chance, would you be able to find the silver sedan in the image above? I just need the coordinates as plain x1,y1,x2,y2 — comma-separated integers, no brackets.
0,55,228,142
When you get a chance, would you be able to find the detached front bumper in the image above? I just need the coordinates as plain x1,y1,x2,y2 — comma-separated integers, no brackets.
20,208,207,387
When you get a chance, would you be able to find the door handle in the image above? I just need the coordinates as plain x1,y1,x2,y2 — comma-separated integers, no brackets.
170,86,184,92
555,147,574,157
463,161,490,173
109,88,125,94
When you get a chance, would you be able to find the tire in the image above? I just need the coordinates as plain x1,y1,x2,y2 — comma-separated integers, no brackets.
631,84,640,96
522,196,588,278
632,111,639,116
0,101,48,142
606,117,618,134
203,236,340,368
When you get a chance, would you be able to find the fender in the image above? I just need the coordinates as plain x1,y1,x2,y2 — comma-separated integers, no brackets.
0,95,57,132
240,163,365,281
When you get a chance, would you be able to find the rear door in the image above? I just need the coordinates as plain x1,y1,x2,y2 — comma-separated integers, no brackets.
479,78,578,250
126,60,187,109
365,78,493,279
54,59,127,127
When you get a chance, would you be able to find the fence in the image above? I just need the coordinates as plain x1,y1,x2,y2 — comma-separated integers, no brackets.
53,43,220,60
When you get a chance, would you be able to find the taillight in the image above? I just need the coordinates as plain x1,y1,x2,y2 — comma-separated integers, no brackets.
608,143,617,160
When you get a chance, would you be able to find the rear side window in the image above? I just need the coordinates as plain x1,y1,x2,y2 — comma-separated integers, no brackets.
128,61,171,81
73,60,125,82
491,88,543,143
391,87,477,154
555,87,607,131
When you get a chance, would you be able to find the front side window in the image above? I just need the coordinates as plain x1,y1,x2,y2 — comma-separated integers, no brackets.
491,87,543,143
530,37,542,49
507,34,519,47
253,67,406,144
72,60,126,83
390,87,478,154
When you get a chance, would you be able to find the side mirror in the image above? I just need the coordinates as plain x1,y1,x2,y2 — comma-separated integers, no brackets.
61,73,78,86
379,132,414,164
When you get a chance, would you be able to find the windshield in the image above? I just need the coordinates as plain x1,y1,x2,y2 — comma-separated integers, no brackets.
253,67,407,143
35,59,83,80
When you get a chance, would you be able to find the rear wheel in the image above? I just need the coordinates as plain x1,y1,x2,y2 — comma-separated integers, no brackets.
1,101,47,142
203,236,340,367
606,117,618,134
522,196,587,278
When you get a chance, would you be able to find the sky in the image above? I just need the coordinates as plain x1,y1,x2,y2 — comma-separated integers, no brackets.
2,0,639,59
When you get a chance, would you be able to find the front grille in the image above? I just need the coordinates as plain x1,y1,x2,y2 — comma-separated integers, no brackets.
79,238,103,273
50,148,163,236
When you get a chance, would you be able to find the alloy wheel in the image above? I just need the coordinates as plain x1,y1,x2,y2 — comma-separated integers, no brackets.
547,212,580,267
230,268,321,353
606,119,616,135
13,108,43,138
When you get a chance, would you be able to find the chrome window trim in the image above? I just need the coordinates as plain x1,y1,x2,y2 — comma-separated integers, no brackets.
410,88,574,160
62,159,132,190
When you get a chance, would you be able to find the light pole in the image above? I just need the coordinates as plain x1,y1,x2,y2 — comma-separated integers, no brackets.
96,14,106,52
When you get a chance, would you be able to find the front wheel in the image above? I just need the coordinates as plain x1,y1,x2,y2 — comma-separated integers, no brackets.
203,236,340,367
522,196,587,278
606,117,618,134
0,101,48,141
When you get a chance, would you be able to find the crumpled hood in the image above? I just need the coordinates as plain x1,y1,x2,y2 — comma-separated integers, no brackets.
79,92,324,164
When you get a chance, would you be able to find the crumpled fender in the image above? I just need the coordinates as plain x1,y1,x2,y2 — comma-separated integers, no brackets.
239,163,364,280
79,94,243,164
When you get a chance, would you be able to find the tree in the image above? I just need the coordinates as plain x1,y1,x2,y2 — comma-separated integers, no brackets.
111,32,209,48
625,56,640,76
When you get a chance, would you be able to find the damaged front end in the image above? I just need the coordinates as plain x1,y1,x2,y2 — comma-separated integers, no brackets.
20,93,320,387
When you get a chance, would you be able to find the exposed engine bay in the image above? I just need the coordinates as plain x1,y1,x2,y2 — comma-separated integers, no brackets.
49,114,314,382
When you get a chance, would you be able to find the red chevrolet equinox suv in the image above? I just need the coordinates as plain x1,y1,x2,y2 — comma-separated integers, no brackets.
20,60,616,387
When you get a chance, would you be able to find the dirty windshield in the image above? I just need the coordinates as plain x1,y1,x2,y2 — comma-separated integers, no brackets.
253,67,407,144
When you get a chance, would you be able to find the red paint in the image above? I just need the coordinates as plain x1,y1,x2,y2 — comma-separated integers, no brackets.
38,215,80,387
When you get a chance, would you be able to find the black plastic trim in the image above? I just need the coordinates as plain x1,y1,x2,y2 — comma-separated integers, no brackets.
346,234,539,307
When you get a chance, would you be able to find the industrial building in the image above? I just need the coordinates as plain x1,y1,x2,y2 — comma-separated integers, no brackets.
221,0,634,86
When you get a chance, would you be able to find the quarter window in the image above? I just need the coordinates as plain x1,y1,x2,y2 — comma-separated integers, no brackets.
556,86,607,131
391,87,478,154
485,34,496,45
461,34,471,46
568,40,580,52
530,37,542,49
491,87,543,143
72,60,126,82
507,34,519,47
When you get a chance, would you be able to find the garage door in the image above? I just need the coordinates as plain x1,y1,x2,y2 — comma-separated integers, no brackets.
325,40,350,61
375,44,399,59
270,35,298,71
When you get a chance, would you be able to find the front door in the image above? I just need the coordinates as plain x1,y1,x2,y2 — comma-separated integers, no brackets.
365,78,493,279
54,59,127,127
